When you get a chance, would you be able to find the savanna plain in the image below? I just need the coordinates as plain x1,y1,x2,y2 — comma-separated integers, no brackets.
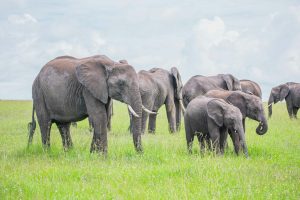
0,100,299,199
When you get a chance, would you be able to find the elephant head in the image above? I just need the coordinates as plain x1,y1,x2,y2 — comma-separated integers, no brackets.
76,59,143,151
268,83,290,118
221,74,242,91
207,99,248,157
227,92,268,135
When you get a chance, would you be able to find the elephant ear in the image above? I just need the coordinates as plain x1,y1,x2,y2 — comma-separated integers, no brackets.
279,84,289,101
171,67,182,95
222,74,234,90
75,61,109,104
227,92,247,118
207,99,224,127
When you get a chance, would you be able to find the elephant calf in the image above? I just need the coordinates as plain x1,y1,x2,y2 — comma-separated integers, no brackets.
184,96,248,157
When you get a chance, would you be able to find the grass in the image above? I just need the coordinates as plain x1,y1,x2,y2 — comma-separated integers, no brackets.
0,100,299,199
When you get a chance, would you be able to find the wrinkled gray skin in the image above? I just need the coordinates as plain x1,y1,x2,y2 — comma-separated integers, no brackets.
182,74,242,107
268,82,300,118
205,90,268,135
131,67,183,134
28,55,143,154
184,96,248,157
240,79,262,99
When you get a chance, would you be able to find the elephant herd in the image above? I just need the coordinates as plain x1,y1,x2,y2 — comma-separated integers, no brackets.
27,54,300,157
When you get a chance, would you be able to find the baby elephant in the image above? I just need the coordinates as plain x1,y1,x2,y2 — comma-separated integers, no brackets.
184,96,248,157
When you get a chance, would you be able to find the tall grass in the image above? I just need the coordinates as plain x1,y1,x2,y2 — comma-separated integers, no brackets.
0,100,299,199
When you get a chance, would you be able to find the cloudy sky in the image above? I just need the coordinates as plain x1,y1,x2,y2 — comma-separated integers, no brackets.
1,0,299,100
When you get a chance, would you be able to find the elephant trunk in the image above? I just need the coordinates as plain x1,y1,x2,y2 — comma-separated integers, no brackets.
129,89,143,152
268,94,274,118
175,99,181,131
256,117,268,135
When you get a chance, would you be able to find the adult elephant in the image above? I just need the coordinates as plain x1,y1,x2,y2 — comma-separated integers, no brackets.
28,55,145,154
268,82,300,118
205,90,268,135
131,67,185,134
240,79,262,99
182,74,242,107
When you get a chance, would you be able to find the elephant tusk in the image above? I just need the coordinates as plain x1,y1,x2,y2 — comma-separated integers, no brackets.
179,100,186,114
128,105,140,118
142,105,157,115
268,103,272,107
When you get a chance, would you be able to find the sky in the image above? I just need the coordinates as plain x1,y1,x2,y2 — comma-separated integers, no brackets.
0,0,300,100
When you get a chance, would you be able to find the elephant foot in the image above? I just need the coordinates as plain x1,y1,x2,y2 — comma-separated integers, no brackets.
133,139,143,153
90,139,107,155
148,130,155,134
42,143,51,152
63,143,73,151
169,126,177,134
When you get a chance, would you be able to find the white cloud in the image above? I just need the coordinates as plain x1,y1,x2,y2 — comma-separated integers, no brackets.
8,13,37,24
161,7,180,19
290,5,300,23
1,0,300,100
182,16,245,76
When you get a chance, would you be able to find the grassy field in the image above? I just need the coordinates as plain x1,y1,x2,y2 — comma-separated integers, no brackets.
0,100,299,199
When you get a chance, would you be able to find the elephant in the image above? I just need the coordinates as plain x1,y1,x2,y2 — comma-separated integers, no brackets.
268,82,300,118
184,96,248,157
27,55,147,154
182,74,242,107
240,79,262,99
130,67,185,134
205,90,268,135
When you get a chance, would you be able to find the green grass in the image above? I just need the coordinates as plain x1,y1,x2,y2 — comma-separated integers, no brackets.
0,100,299,199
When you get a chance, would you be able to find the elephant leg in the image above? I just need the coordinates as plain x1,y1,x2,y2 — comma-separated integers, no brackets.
286,101,293,118
228,130,241,155
56,122,72,150
196,132,206,153
219,128,228,155
185,128,194,154
184,116,194,153
35,103,52,148
165,102,176,133
39,121,52,148
88,117,93,133
209,128,220,155
83,90,108,154
292,107,298,119
148,114,157,134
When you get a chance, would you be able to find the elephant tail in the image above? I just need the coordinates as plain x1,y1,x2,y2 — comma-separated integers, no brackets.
27,103,36,146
